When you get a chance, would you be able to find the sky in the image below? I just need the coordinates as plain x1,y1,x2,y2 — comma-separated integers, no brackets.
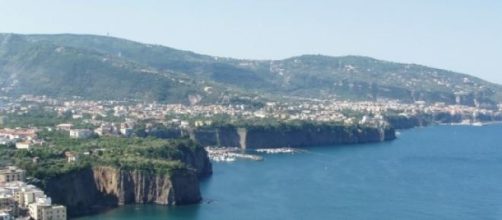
0,0,501,83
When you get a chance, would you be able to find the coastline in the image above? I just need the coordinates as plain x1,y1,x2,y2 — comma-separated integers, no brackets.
74,124,502,220
70,118,502,217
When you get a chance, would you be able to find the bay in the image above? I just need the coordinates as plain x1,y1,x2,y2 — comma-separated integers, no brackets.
78,124,502,220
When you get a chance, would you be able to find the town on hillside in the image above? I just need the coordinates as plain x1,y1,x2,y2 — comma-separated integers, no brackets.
0,94,501,219
0,94,501,150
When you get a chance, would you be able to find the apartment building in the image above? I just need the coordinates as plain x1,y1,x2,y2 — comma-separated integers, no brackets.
28,197,66,220
0,167,25,184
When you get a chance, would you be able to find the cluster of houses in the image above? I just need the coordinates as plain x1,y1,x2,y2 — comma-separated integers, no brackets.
5,95,501,135
0,166,66,220
1,121,143,152
0,128,44,150
56,121,135,140
2,95,502,144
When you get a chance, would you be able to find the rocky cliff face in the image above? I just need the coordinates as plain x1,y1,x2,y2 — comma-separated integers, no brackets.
44,167,201,217
93,167,200,206
177,145,213,177
189,126,240,147
191,125,395,148
385,115,432,130
244,126,395,148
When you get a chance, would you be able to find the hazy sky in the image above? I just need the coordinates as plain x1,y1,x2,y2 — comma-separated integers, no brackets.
1,0,501,83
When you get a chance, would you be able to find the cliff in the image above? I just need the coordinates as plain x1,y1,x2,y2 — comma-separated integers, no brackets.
177,144,213,177
244,125,395,148
189,125,241,147
190,124,395,148
43,166,201,216
385,115,432,129
37,140,213,217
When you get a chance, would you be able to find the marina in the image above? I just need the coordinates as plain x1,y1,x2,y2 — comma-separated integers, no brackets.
255,147,302,154
205,147,263,162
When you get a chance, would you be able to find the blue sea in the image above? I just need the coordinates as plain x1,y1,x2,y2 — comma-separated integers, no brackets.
78,124,502,220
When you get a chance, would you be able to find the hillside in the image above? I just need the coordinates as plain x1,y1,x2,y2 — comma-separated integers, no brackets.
1,33,501,107
0,34,233,104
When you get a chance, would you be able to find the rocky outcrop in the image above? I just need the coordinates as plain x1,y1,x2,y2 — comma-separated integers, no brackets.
43,167,201,217
191,124,395,148
177,145,213,177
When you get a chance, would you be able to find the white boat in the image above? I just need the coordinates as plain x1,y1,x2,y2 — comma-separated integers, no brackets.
472,122,484,127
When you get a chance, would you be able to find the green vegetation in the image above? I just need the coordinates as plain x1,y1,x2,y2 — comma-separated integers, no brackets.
129,121,184,139
0,108,95,129
0,34,218,103
1,108,66,128
0,144,15,167
0,130,203,181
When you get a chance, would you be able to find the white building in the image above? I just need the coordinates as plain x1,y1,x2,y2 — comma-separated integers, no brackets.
64,152,78,163
69,129,93,139
15,142,33,150
120,127,133,137
2,180,66,219
56,124,73,131
5,182,45,208
29,197,66,220
94,124,117,136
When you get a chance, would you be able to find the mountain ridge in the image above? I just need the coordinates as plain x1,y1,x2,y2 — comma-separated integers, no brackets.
0,33,500,107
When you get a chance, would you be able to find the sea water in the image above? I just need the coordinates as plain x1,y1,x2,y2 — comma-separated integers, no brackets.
78,124,502,220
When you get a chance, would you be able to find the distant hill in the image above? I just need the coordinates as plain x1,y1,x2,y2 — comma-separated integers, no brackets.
1,33,501,107
0,34,233,104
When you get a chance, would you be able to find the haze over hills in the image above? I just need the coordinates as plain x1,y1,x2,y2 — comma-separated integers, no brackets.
0,33,501,107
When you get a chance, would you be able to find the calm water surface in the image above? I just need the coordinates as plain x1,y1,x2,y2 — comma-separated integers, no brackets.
78,125,502,220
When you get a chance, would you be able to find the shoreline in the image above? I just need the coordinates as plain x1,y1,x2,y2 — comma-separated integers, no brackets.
437,120,502,127
70,121,502,218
